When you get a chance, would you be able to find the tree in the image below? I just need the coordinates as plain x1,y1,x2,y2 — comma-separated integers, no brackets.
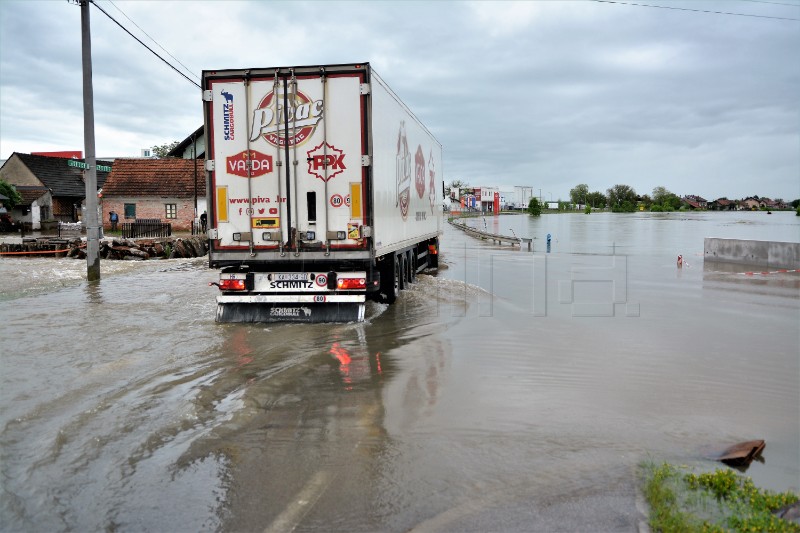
607,184,637,210
445,179,468,198
790,199,799,209
586,191,606,208
0,179,22,209
569,183,589,205
527,197,542,216
151,141,180,158
652,186,672,206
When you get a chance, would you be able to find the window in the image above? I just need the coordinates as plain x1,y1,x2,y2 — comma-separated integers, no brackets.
124,203,136,219
165,204,177,219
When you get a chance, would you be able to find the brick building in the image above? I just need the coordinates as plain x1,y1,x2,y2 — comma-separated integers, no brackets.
101,158,206,232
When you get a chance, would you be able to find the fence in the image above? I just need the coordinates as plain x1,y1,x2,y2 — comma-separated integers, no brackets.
121,219,172,239
58,222,84,238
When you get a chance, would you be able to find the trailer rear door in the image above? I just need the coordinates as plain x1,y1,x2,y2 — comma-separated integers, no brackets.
205,66,369,253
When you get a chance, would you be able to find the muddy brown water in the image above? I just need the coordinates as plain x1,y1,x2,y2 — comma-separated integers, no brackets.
1,211,798,531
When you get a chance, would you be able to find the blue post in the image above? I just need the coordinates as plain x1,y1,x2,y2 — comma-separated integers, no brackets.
546,233,552,253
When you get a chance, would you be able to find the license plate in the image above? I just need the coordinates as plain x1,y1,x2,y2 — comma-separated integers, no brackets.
273,273,309,281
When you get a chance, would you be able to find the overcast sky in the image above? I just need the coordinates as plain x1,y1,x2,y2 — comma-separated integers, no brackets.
1,0,798,201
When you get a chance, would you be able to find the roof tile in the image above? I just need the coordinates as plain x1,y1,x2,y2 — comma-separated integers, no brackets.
102,158,206,197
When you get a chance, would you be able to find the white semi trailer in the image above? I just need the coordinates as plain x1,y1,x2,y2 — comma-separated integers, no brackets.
203,63,443,322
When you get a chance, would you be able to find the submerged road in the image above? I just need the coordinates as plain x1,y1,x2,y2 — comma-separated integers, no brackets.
1,212,798,531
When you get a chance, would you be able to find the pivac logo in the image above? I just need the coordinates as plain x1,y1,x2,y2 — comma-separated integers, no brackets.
249,89,323,148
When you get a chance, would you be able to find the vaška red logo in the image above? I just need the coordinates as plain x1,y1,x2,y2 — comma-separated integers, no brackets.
226,150,274,178
249,89,323,148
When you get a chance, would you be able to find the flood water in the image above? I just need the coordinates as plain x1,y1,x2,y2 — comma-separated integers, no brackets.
1,211,798,532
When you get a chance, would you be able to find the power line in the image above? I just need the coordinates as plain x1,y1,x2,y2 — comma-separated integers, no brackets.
103,0,200,84
591,0,800,20
88,0,202,89
737,0,800,7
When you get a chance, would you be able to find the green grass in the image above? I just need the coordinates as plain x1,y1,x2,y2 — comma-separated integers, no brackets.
642,462,799,533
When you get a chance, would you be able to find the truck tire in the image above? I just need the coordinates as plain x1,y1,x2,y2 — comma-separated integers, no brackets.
397,254,406,291
378,255,399,304
406,251,415,284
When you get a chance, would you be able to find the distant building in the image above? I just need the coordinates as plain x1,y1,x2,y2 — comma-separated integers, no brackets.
513,186,535,209
101,158,206,232
168,126,205,159
709,198,736,211
739,197,761,210
681,195,708,210
0,152,112,229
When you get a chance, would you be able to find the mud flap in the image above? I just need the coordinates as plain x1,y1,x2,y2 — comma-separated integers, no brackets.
216,302,366,323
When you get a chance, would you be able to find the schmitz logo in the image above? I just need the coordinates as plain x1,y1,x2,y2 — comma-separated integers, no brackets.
226,150,273,178
221,90,235,141
306,142,345,182
395,121,411,220
249,89,323,148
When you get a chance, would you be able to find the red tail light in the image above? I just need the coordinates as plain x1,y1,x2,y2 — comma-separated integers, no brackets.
336,277,366,290
428,244,438,255
219,278,246,291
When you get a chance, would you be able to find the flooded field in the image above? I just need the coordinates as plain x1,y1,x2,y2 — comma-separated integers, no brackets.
1,211,798,531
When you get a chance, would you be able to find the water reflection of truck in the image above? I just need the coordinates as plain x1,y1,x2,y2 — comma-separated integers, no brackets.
203,63,443,323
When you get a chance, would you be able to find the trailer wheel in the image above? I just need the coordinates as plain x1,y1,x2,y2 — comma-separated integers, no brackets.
397,254,406,291
406,250,415,284
378,255,399,304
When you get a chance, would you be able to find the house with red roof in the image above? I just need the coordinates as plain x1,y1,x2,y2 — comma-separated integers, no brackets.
101,158,206,232
0,152,112,229
681,195,708,210
709,198,736,211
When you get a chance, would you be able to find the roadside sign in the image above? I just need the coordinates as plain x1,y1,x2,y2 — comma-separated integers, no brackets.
67,159,112,172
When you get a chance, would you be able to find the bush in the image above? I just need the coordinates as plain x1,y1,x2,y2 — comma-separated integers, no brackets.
527,197,542,216
650,205,663,212
642,462,800,533
584,205,591,214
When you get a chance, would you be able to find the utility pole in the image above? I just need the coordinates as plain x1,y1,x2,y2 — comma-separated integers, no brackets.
80,0,100,280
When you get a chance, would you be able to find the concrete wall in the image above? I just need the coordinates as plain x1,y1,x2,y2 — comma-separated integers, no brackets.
704,238,800,270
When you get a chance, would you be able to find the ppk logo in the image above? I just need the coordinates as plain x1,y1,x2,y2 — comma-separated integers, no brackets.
414,146,426,199
221,90,235,141
306,142,346,182
226,150,273,178
249,89,323,148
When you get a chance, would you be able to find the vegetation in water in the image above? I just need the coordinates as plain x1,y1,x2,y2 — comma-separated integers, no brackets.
642,462,799,533
527,197,542,216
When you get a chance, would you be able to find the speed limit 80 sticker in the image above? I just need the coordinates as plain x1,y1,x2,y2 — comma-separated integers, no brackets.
329,194,351,208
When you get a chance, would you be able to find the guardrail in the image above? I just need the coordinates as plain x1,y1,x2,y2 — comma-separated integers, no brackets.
122,219,172,239
449,219,532,251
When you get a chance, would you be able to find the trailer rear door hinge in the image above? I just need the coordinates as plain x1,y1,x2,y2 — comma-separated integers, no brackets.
361,155,371,167
359,83,370,95
205,160,215,171
203,90,213,102
208,228,218,240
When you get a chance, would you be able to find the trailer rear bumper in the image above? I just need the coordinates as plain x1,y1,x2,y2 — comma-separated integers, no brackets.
217,294,365,304
215,300,366,323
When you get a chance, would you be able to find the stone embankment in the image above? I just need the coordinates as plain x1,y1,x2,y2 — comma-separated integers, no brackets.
0,236,208,260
